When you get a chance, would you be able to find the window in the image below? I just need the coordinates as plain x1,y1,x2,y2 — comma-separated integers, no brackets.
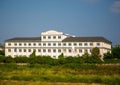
53,43,56,46
24,43,26,46
29,43,31,46
63,43,66,46
14,48,17,52
43,43,46,46
90,49,92,53
85,49,88,53
19,43,22,46
33,43,36,46
19,49,22,52
43,49,46,52
29,49,31,52
53,36,56,39
48,49,51,52
24,49,26,52
58,43,61,46
43,36,46,39
79,43,82,46
79,49,82,53
38,49,41,52
84,43,88,46
39,43,41,46
69,49,72,53
68,43,71,46
74,43,77,46
14,43,17,46
48,43,51,46
8,43,11,46
58,36,61,39
58,49,61,53
53,49,56,52
97,42,100,46
90,42,93,46
48,36,51,39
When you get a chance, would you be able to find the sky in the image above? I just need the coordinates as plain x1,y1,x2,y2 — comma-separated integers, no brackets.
0,0,120,45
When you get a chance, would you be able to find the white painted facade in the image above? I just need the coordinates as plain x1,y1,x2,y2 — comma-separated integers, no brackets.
5,30,112,59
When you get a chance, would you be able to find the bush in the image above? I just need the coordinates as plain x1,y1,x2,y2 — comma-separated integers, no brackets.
4,56,15,63
14,56,29,63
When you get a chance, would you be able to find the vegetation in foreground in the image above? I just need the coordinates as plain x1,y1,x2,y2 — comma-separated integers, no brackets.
0,46,120,85
0,63,120,85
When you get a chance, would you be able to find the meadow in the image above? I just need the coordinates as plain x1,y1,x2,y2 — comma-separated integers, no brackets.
0,63,120,85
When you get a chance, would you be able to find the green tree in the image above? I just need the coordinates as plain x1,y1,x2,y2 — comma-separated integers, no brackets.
0,50,5,56
91,47,101,59
104,51,113,59
112,46,120,59
29,50,36,64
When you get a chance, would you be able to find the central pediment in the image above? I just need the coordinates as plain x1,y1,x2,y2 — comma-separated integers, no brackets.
41,30,63,35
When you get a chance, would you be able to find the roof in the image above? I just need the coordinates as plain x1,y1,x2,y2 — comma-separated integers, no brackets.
5,37,41,42
62,36,112,44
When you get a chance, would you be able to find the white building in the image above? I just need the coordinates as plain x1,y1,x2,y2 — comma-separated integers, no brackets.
5,30,112,59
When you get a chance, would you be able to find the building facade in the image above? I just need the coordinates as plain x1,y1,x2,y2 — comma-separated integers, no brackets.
5,30,112,59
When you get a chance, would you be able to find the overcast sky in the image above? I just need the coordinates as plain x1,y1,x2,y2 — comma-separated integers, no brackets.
0,0,120,45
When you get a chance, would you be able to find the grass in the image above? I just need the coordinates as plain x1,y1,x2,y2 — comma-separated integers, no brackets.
0,63,120,85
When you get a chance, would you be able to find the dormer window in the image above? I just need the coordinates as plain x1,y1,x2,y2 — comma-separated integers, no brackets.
43,36,46,39
58,36,61,39
48,36,51,39
53,36,56,39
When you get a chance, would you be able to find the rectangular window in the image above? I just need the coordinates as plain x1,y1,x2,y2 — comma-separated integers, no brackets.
43,43,46,46
48,36,51,39
79,49,82,53
48,49,51,52
79,43,82,46
90,42,93,46
69,43,71,46
14,48,17,52
85,49,88,53
19,43,22,46
63,43,66,46
33,43,36,46
43,49,46,52
53,36,56,39
24,49,26,52
69,49,72,53
58,36,61,39
14,43,17,46
53,49,56,52
53,43,56,46
58,49,61,53
29,49,31,52
24,43,26,46
48,43,51,46
19,49,22,52
29,43,31,46
8,49,11,52
84,43,88,46
39,43,41,46
74,43,77,46
97,42,100,46
58,43,61,46
38,49,41,52
8,43,11,46
43,36,46,39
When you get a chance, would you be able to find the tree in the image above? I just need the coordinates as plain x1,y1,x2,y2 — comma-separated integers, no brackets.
0,50,5,56
112,46,120,59
104,51,113,59
91,47,101,59
29,50,36,64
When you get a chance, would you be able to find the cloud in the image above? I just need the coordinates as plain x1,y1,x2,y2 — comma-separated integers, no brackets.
111,0,120,13
81,0,101,3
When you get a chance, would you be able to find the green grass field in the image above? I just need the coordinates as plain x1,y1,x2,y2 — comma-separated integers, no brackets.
0,63,120,85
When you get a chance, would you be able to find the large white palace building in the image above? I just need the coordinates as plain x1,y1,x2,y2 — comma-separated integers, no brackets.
5,30,112,59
